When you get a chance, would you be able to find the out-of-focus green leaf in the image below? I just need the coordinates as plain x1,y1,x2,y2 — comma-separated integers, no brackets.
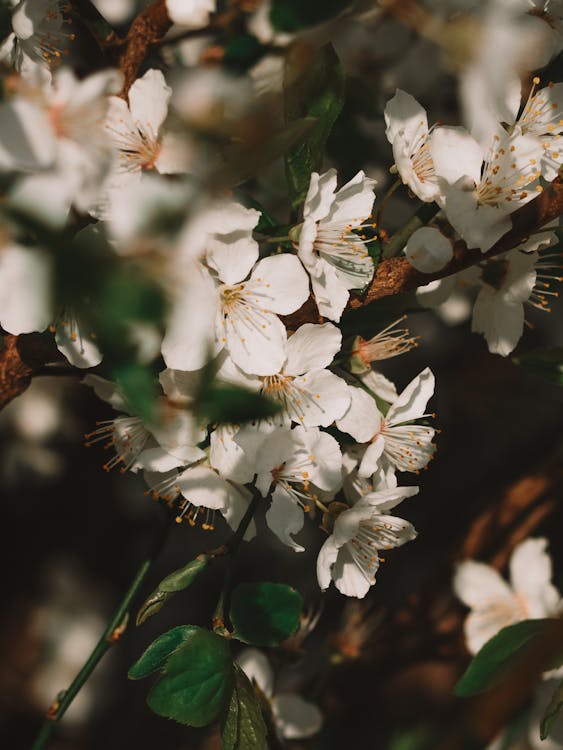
220,665,268,750
128,625,199,680
229,582,302,646
271,0,349,31
224,34,265,71
284,42,344,208
221,117,317,186
513,347,563,385
455,619,558,697
195,383,281,425
147,628,233,727
540,679,563,740
113,362,157,424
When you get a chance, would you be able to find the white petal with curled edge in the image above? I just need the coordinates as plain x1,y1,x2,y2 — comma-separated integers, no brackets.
333,544,373,599
509,538,561,617
303,169,338,223
292,426,342,492
176,465,231,510
324,170,376,225
128,68,171,138
359,370,398,403
360,485,419,512
82,374,129,412
0,244,52,334
292,369,351,428
358,436,385,478
220,482,256,541
266,485,305,552
205,202,260,286
284,323,342,375
336,385,381,443
55,316,102,369
317,535,340,591
429,126,483,187
471,291,524,357
384,89,428,146
386,367,434,425
453,560,512,608
136,447,187,473
272,694,323,740
247,254,309,315
209,424,256,484
310,261,350,322
405,227,453,273
237,649,274,698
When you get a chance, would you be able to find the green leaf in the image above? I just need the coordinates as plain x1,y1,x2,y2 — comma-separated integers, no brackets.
513,347,563,385
229,582,302,646
284,42,345,208
128,626,199,680
224,34,265,71
196,383,282,425
455,619,555,697
136,590,173,626
113,362,157,424
540,679,563,740
221,665,268,750
136,557,210,626
148,628,233,727
271,0,349,31
158,556,210,593
220,117,317,187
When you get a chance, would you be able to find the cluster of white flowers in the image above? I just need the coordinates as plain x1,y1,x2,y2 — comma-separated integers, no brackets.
385,82,563,357
0,0,560,608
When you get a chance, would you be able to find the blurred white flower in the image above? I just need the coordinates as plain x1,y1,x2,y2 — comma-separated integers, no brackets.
405,226,453,273
454,537,562,655
238,648,323,740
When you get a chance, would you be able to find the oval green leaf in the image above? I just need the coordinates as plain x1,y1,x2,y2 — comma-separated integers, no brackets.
128,625,199,680
455,619,554,697
158,556,209,593
230,582,302,647
221,665,268,750
147,627,233,727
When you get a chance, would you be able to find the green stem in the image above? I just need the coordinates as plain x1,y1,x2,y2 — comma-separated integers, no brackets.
375,177,402,231
383,202,440,259
29,519,171,750
213,489,261,631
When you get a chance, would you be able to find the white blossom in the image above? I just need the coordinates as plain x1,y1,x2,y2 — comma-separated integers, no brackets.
454,537,561,655
317,486,418,598
296,169,376,322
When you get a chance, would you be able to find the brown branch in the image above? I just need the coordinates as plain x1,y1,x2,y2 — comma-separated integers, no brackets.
117,0,172,94
285,177,563,328
0,333,59,411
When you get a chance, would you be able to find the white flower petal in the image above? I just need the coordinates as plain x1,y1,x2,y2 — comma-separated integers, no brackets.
266,485,305,552
272,694,323,740
0,244,52,334
386,367,434,425
128,68,171,138
323,170,376,225
205,202,260,285
453,560,513,608
248,254,309,315
317,535,339,591
292,369,351,428
405,227,453,273
429,126,483,187
303,169,338,223
384,89,428,146
237,649,274,698
336,385,381,443
510,538,561,617
284,323,342,375
55,316,102,369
